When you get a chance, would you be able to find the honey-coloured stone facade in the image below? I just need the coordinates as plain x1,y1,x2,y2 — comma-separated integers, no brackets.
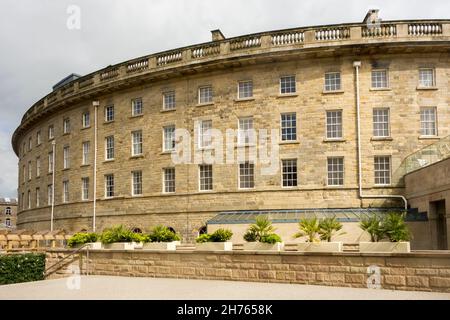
12,17,450,241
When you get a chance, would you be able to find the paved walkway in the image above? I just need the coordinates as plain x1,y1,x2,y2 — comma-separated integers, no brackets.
1,276,449,300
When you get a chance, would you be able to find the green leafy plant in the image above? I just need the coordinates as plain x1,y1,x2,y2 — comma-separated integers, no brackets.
148,225,181,242
383,212,411,242
294,218,320,242
0,253,45,285
243,216,282,243
318,217,345,242
67,232,99,248
99,225,144,244
195,234,211,243
196,228,233,242
360,216,386,242
260,233,282,244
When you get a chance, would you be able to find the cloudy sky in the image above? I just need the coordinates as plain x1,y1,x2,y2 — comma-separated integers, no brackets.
0,0,448,198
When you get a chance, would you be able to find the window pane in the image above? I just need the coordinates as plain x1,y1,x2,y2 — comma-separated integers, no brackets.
105,136,114,159
105,174,114,197
239,162,254,189
164,168,175,193
132,131,143,155
282,159,298,187
199,165,213,191
419,68,434,87
238,81,253,99
374,156,391,185
327,157,344,186
163,126,175,151
324,72,341,91
280,76,296,94
238,117,254,145
420,107,437,136
163,91,176,110
326,111,342,139
373,109,390,137
132,171,143,195
199,86,213,104
281,113,297,141
105,105,114,122
371,69,388,88
199,120,212,148
132,98,143,115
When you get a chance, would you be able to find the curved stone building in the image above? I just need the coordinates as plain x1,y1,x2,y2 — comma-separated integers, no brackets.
12,11,450,246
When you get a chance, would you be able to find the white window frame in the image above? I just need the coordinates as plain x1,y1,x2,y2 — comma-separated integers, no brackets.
163,91,176,110
371,69,389,89
281,113,297,141
48,125,54,140
104,174,114,198
327,157,344,186
82,112,90,128
48,151,54,173
5,218,11,227
163,168,175,193
418,68,435,87
35,188,40,207
199,164,213,191
198,120,212,149
132,170,143,196
81,177,89,201
237,80,253,99
47,184,53,205
324,72,341,92
63,118,71,134
82,141,90,165
132,130,143,156
420,107,437,137
281,159,298,188
374,156,391,186
36,157,40,177
28,161,32,180
279,75,296,94
105,105,114,122
198,86,213,104
27,190,31,209
63,146,70,169
105,136,115,160
326,110,343,139
238,117,254,146
132,98,143,116
36,130,41,146
238,162,255,189
63,180,69,203
163,125,176,152
373,108,390,138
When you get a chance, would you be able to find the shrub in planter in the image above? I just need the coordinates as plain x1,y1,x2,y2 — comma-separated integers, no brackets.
100,225,144,249
294,218,320,242
0,253,46,285
195,228,233,251
140,225,181,250
359,212,411,253
294,218,343,252
242,217,283,251
67,232,99,248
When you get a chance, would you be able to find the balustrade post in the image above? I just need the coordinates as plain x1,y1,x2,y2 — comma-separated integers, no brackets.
443,23,450,36
350,26,362,40
260,35,272,48
220,41,230,55
148,57,157,69
183,49,192,62
303,30,316,44
396,23,408,37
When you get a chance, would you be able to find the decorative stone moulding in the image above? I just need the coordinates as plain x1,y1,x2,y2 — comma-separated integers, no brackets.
139,241,179,251
103,242,140,250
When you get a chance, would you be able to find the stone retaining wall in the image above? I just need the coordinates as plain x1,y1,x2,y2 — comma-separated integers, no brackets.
46,249,450,293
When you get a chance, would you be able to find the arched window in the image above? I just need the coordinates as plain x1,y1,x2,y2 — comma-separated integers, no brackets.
132,227,142,233
167,227,176,233
198,225,207,235
5,207,11,215
5,218,11,227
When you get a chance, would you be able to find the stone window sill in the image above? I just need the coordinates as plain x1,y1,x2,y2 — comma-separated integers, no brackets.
322,90,344,94
81,126,91,130
196,102,214,107
234,97,255,102
130,155,144,159
370,88,391,91
277,93,298,98
104,120,114,125
235,144,256,148
418,136,440,140
371,137,393,141
161,151,175,155
416,86,438,91
103,159,115,163
279,141,300,145
323,138,346,143
130,114,144,118
160,108,176,113
80,164,90,168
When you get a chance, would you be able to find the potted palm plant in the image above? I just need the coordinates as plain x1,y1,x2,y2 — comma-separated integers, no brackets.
242,216,283,251
195,228,233,251
139,225,181,250
100,225,144,250
359,212,411,253
294,217,343,252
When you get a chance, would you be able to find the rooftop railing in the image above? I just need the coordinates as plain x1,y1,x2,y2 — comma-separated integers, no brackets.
15,19,450,139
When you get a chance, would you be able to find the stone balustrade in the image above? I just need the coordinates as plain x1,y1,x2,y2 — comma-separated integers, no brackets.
13,19,450,152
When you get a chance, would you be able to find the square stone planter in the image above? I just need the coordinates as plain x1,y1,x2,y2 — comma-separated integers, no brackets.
139,242,178,251
195,242,233,251
242,242,283,251
103,242,138,250
71,242,103,250
297,242,342,252
359,241,410,253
